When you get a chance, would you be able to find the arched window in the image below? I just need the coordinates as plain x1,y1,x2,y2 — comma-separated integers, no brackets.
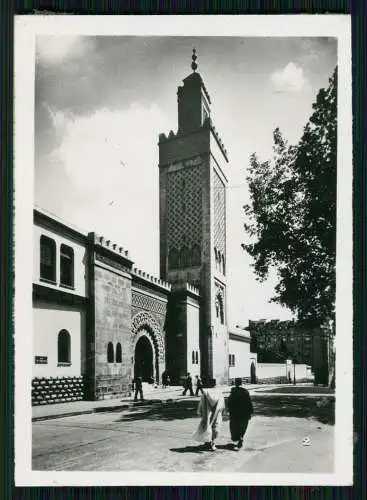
192,350,195,364
60,244,74,287
168,248,179,269
195,351,199,364
40,235,56,282
58,329,71,364
180,246,190,268
107,342,114,363
116,342,122,363
216,294,224,325
217,250,221,272
191,244,201,266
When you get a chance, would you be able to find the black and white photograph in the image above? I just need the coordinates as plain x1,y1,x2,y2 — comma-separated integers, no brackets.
14,15,352,486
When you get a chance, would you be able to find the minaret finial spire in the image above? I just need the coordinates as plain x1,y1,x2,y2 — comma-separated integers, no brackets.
191,47,198,72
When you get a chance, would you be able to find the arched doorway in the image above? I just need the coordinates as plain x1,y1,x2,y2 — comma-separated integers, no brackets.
134,335,154,382
250,362,257,384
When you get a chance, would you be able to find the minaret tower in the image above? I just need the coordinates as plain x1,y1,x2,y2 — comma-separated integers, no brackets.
158,49,229,385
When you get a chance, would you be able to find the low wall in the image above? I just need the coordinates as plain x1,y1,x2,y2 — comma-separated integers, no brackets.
256,363,288,380
229,363,313,386
32,376,85,405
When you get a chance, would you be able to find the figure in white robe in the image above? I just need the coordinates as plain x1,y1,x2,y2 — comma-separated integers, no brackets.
193,389,225,451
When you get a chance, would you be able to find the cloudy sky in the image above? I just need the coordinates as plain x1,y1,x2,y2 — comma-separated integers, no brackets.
35,35,337,328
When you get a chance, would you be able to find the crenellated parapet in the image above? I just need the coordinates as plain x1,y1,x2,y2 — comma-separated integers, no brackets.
203,117,228,162
158,119,228,163
171,281,200,299
131,266,172,291
184,282,200,296
89,232,130,259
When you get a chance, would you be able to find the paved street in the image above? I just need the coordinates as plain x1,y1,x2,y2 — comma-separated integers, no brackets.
33,396,334,472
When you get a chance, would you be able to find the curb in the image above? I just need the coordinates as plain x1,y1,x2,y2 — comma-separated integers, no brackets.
32,396,199,422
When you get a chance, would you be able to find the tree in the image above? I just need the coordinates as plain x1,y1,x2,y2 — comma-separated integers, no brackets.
242,67,337,328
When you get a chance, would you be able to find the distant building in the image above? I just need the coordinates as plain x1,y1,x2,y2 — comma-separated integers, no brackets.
246,319,332,384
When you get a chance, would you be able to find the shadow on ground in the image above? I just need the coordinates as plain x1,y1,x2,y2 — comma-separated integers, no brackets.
111,396,334,425
251,396,335,425
170,443,236,454
261,386,335,395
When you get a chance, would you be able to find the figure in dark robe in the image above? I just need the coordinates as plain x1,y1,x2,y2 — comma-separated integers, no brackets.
227,378,253,450
133,375,144,401
182,373,194,396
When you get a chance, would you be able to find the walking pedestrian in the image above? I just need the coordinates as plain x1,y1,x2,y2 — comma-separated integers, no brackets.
133,374,144,401
193,388,225,451
182,373,194,396
227,378,253,450
195,375,204,396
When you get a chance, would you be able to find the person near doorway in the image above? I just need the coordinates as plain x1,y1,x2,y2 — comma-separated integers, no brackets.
133,375,144,401
227,378,253,450
193,388,225,451
162,370,170,388
182,373,194,396
195,375,204,396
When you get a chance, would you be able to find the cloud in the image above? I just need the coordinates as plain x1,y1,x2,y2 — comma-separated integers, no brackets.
36,36,91,65
37,104,171,273
270,62,311,93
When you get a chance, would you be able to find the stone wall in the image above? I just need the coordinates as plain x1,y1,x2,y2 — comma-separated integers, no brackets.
93,261,132,399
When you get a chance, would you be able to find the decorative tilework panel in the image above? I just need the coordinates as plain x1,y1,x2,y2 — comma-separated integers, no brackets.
214,171,226,255
132,291,167,317
167,164,202,250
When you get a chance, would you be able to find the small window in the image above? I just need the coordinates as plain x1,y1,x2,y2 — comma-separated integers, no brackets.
107,342,114,363
195,351,199,364
192,350,195,364
116,343,122,363
60,244,74,287
168,248,179,269
217,250,221,272
40,235,56,282
229,354,235,367
222,254,226,276
216,294,224,324
58,329,71,364
180,246,190,268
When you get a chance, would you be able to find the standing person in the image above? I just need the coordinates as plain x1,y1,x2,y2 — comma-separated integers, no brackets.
182,373,194,396
227,378,253,450
195,375,204,396
162,371,168,388
193,388,225,451
133,374,144,401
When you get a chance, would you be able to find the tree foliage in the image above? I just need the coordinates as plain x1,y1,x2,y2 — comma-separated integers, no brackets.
243,67,337,327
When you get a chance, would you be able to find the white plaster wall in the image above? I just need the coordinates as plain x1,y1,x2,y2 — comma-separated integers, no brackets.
33,302,86,378
295,364,313,380
33,223,88,297
228,339,252,378
256,363,289,380
186,299,201,378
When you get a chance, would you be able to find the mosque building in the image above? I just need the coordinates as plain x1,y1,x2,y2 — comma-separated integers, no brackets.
32,50,318,406
32,50,255,405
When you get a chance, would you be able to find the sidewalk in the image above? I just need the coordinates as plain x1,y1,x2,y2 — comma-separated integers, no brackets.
32,386,185,422
32,383,316,422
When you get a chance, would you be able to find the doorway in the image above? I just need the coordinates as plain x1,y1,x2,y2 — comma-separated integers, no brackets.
134,335,154,382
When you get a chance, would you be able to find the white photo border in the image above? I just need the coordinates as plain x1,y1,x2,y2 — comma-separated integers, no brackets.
14,14,353,486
